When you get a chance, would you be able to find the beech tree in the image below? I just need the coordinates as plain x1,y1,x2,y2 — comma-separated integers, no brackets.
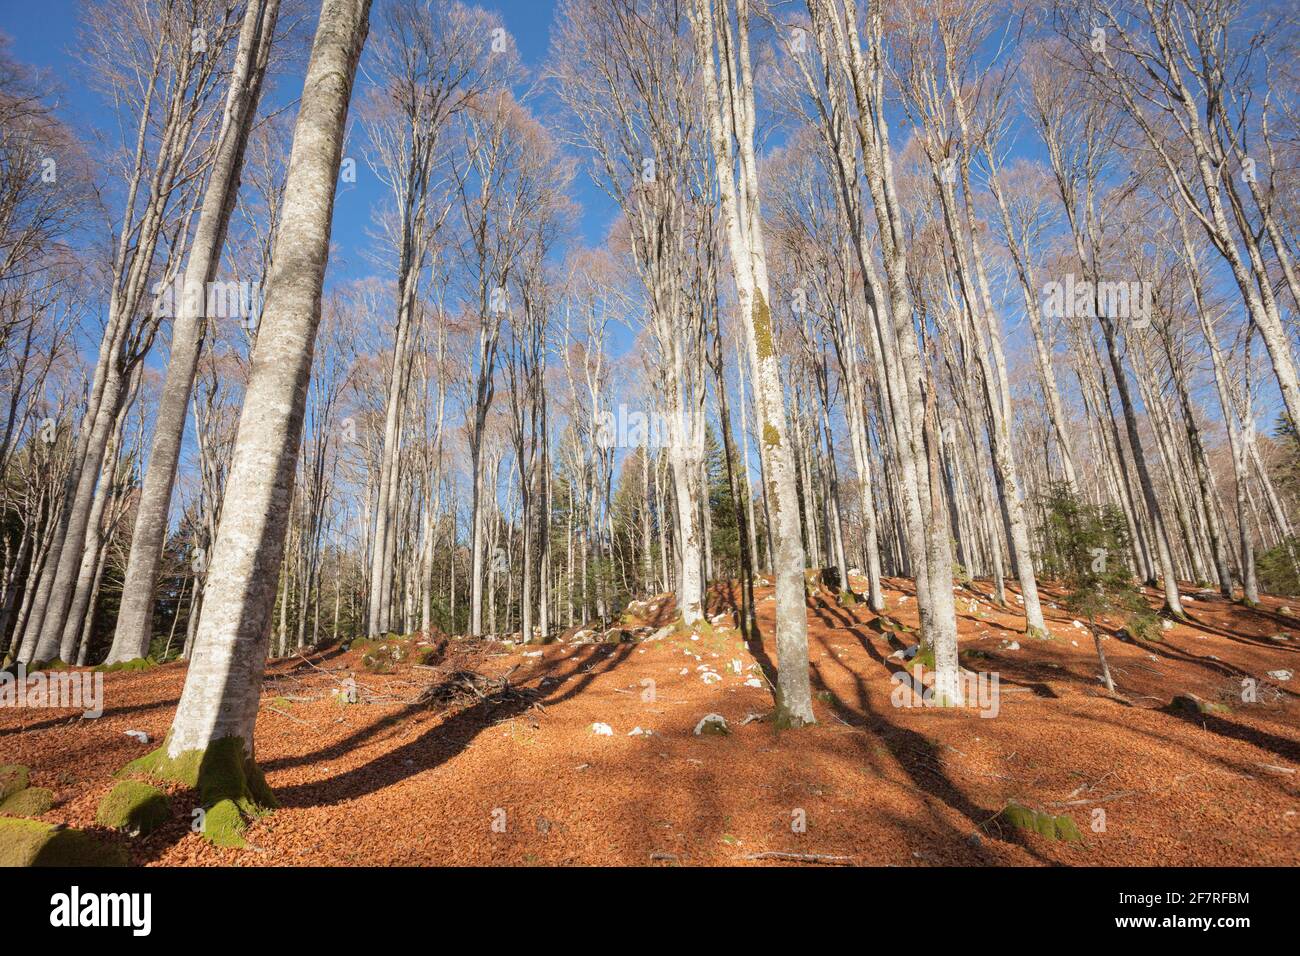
120,0,372,842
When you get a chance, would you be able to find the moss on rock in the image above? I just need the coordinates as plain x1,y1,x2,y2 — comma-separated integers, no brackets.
907,645,936,674
996,801,1082,842
1169,693,1230,716
95,781,171,835
201,799,252,848
0,764,29,801
95,657,157,673
0,786,53,817
118,734,275,848
0,818,128,866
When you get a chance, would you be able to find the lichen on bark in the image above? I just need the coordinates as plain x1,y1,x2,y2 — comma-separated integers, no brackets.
751,288,775,360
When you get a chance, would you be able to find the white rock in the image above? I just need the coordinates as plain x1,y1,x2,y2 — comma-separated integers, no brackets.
701,671,722,684
1161,619,1174,631
628,726,645,736
1267,669,1293,682
744,678,763,688
1072,620,1085,630
731,659,743,674
693,713,729,735
523,650,542,658
591,722,614,736
1004,641,1021,651
124,730,150,743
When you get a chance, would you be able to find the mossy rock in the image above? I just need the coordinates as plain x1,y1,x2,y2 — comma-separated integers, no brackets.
996,802,1082,842
0,764,29,801
869,615,911,634
907,645,936,674
0,786,54,817
694,713,731,736
0,818,128,866
31,658,70,672
94,657,157,673
200,798,254,848
1168,694,1230,716
672,618,718,640
95,781,171,835
361,646,398,673
117,735,275,849
837,589,859,607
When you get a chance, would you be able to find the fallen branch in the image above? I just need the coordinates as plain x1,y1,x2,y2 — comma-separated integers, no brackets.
744,851,855,866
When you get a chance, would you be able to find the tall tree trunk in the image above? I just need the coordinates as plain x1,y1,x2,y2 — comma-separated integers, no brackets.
109,0,282,664
692,0,814,726
124,0,372,843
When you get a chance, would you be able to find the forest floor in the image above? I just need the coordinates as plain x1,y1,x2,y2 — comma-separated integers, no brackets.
2,574,1298,866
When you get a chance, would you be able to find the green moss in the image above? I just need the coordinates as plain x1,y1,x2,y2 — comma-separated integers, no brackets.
869,614,912,635
761,422,781,449
361,649,395,673
752,288,775,360
1169,694,1230,716
673,617,717,640
31,658,69,671
1054,814,1083,842
94,657,157,673
0,818,128,866
771,702,815,730
95,781,170,835
199,799,249,848
995,802,1082,842
118,734,275,848
0,764,29,801
907,645,936,674
0,786,53,817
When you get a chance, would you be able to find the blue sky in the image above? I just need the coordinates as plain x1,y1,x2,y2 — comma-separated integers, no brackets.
1,0,1286,435
0,0,617,281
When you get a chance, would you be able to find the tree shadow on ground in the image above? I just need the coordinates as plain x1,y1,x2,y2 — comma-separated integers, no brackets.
803,649,1056,864
265,642,636,808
